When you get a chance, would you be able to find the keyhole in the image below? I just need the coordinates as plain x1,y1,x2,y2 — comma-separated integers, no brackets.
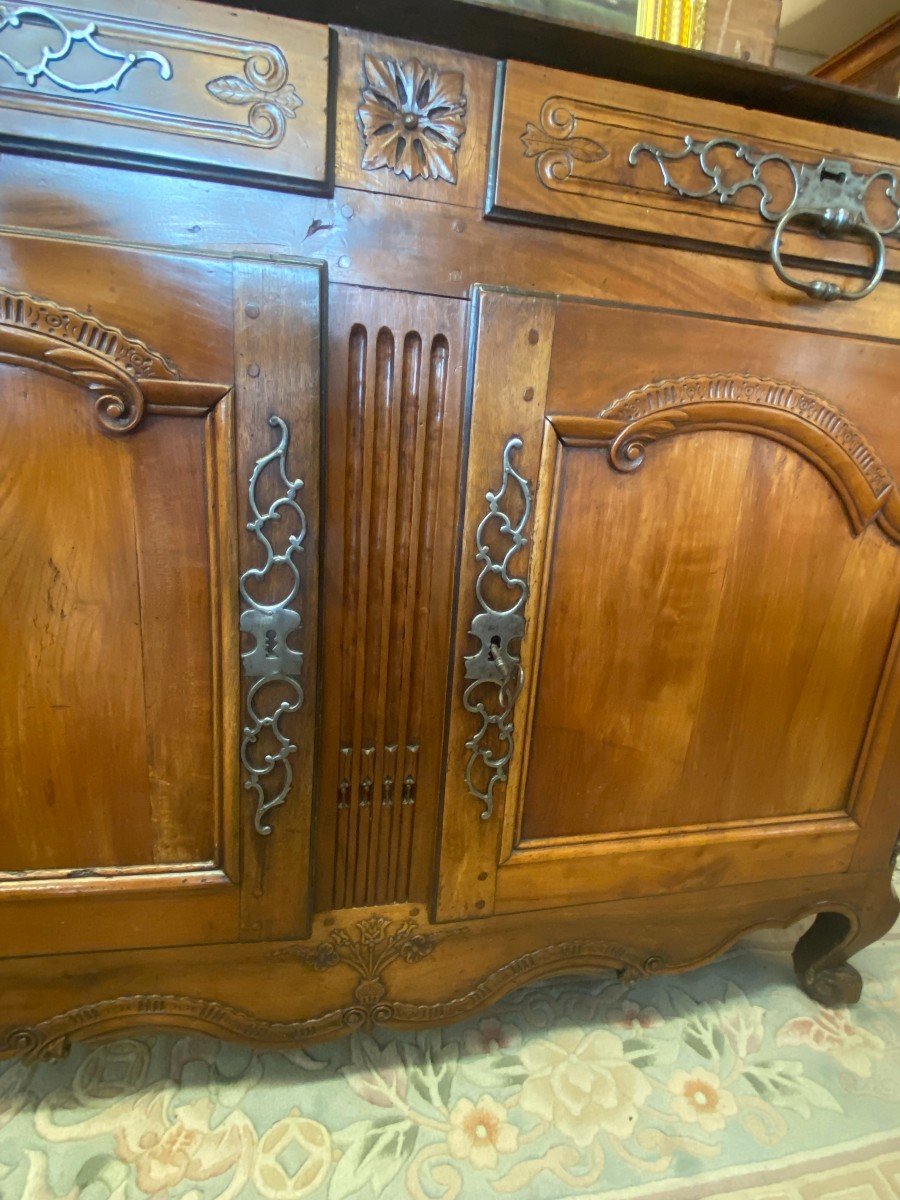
264,629,279,658
488,634,501,661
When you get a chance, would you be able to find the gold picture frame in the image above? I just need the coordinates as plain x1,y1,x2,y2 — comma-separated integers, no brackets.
636,0,707,50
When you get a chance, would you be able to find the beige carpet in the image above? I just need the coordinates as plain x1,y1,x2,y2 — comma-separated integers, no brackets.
1,913,898,1199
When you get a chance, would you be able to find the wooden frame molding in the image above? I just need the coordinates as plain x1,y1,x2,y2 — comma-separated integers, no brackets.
0,893,879,1063
554,374,900,542
0,286,227,432
636,0,707,51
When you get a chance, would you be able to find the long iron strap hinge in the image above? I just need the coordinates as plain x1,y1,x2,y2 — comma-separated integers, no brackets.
239,415,306,836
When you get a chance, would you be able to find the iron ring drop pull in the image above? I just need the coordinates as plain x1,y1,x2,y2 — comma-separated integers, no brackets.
770,206,887,302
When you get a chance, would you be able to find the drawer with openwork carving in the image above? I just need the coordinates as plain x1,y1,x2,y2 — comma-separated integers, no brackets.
492,60,900,300
0,0,330,190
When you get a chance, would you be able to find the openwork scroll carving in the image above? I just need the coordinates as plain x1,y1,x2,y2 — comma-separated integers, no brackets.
240,415,307,836
358,54,467,183
463,436,532,820
0,5,172,93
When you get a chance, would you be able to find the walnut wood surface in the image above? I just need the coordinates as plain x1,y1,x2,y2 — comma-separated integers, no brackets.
0,6,898,1053
316,286,466,910
494,60,900,275
0,0,331,191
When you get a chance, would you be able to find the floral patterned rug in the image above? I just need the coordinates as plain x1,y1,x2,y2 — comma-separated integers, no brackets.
1,915,898,1200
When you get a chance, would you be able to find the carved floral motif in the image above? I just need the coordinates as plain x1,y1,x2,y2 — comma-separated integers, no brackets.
3,894,877,1060
0,933,657,1060
289,916,461,1018
357,54,466,183
0,10,305,152
205,55,302,145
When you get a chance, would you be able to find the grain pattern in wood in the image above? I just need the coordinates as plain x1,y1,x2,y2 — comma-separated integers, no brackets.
0,0,331,191
233,259,323,942
494,60,900,275
4,166,900,345
1,8,899,1036
317,287,466,910
0,866,895,1057
520,432,900,839
435,288,557,922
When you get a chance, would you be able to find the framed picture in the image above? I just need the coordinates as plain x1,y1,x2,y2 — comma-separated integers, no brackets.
482,0,706,49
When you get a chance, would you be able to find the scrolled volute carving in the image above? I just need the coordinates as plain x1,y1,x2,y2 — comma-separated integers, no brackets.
0,287,182,434
521,97,608,185
579,373,900,543
205,46,302,145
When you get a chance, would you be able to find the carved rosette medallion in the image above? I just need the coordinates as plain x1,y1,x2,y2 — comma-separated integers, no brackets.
521,98,608,184
357,53,467,183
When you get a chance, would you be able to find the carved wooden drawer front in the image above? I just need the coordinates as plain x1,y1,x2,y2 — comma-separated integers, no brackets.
0,0,330,190
492,61,900,287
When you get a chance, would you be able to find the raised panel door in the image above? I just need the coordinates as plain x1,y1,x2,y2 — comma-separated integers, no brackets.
436,287,900,920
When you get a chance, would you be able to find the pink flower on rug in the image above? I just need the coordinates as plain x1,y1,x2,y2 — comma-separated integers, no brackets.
462,1018,523,1056
447,1095,519,1169
114,1088,250,1194
776,1008,885,1077
607,999,664,1032
520,1027,651,1145
668,1068,737,1132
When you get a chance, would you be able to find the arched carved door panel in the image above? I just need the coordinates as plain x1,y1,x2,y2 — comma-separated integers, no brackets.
0,241,321,955
436,289,900,921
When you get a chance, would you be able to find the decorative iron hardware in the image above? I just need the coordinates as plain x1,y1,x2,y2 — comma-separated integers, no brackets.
0,6,172,93
239,415,306,836
463,436,532,820
629,136,900,301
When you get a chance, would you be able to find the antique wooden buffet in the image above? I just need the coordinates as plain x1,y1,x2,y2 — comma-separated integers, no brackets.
1,0,899,1060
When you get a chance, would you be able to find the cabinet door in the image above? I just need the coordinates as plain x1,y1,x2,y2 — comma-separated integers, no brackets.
0,237,320,954
436,288,900,921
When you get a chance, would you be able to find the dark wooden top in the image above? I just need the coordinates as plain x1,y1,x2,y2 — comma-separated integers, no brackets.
231,0,900,137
